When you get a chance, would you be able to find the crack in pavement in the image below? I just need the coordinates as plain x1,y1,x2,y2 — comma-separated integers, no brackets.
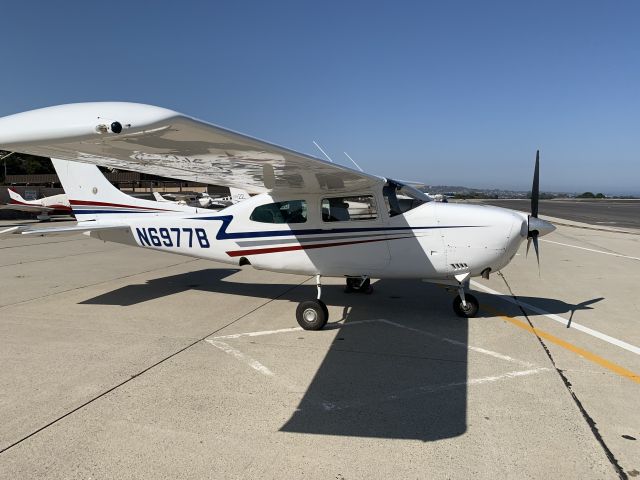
497,271,628,480
0,275,312,455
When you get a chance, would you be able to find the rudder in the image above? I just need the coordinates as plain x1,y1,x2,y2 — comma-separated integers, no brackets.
7,188,29,204
51,159,198,221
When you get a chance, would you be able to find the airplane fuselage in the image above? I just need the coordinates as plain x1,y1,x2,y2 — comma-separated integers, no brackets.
88,191,528,282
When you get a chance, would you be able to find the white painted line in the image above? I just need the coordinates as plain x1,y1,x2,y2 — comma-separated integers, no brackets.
471,281,640,356
214,326,304,340
377,319,534,367
541,239,640,261
466,368,550,385
212,319,379,340
321,368,550,411
206,340,275,376
213,318,534,367
0,226,19,236
209,320,546,403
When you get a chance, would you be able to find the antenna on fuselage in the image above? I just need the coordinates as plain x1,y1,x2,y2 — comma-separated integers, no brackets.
312,141,333,163
343,151,363,172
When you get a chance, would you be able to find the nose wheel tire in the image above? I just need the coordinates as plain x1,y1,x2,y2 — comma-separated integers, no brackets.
345,277,372,294
296,300,329,330
453,293,479,318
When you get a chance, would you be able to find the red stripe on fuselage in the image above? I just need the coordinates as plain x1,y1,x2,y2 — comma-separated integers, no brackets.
49,205,73,212
7,199,71,212
225,235,412,257
70,199,174,212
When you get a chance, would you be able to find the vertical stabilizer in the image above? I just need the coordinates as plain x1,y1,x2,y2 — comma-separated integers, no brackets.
229,187,249,203
153,192,172,203
51,159,199,221
7,188,31,205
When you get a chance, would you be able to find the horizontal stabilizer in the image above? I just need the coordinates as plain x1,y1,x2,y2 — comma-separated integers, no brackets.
0,204,55,213
2,222,128,237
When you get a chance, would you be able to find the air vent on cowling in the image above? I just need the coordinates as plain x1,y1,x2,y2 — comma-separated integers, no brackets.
451,263,468,270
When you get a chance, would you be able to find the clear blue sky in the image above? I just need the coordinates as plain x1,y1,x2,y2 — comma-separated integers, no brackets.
1,1,639,194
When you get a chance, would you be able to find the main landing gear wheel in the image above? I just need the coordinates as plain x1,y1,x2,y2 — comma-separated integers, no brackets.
296,300,328,330
453,293,479,318
345,277,372,294
296,274,329,330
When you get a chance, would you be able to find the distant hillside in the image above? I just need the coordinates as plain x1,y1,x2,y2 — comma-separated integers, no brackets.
421,185,636,199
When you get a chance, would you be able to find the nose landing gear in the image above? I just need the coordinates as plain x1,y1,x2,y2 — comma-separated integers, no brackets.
453,290,479,317
452,273,479,318
296,275,329,330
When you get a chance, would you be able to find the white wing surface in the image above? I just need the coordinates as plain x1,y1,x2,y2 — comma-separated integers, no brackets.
0,103,383,195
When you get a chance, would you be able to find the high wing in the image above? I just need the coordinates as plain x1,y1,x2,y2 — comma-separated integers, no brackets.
0,103,384,195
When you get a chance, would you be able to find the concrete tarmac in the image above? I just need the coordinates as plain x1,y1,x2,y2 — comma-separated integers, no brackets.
0,218,638,479
477,199,640,230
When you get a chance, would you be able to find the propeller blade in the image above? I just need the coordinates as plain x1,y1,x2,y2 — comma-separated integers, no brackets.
531,150,539,218
526,237,532,257
532,233,540,267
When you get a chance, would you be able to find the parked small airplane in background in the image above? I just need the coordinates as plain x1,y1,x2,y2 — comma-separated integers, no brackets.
153,186,249,209
427,193,449,203
0,188,73,221
0,102,555,330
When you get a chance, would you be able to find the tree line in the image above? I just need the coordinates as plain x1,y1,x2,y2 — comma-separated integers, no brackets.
0,151,54,182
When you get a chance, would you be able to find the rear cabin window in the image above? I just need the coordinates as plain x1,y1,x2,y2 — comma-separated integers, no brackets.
321,196,377,222
250,200,307,224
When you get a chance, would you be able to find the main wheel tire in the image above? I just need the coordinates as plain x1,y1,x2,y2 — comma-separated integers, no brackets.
345,277,371,293
296,300,329,330
453,293,479,318
319,300,329,320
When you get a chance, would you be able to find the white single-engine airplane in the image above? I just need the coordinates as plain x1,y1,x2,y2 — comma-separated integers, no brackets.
153,186,249,209
0,102,554,330
0,188,73,220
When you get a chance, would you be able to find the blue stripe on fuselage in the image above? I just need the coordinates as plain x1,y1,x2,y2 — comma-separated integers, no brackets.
187,215,482,240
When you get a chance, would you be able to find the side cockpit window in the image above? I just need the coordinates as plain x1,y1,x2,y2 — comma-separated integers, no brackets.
321,196,377,222
383,180,430,216
250,200,308,224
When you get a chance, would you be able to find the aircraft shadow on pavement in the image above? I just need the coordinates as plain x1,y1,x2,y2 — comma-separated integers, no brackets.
481,293,604,315
79,269,605,441
79,268,243,306
80,270,469,440
478,292,604,328
280,278,470,441
79,268,603,317
280,286,604,441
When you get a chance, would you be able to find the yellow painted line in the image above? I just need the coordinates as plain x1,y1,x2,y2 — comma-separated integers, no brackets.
483,305,640,385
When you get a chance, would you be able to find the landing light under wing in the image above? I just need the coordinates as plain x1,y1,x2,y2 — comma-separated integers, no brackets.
0,103,384,195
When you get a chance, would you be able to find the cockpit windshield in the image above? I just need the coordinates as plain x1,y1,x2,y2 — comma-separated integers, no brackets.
382,180,431,217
